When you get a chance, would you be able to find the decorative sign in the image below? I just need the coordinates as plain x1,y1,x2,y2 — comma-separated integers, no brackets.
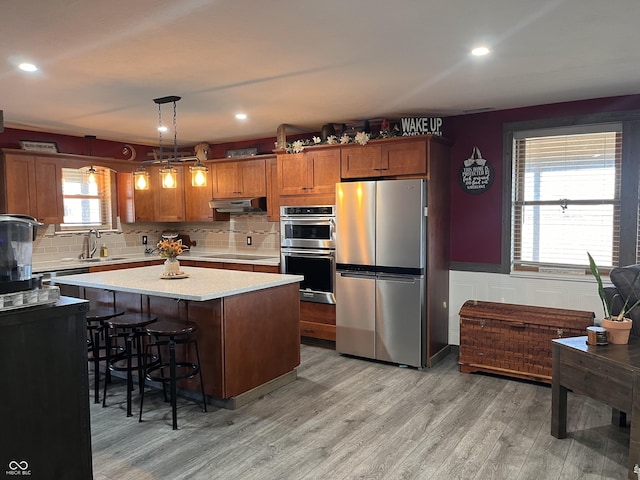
458,146,494,194
19,140,59,153
400,117,443,136
225,147,258,158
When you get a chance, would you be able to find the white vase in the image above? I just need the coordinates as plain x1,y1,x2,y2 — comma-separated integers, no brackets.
164,257,181,276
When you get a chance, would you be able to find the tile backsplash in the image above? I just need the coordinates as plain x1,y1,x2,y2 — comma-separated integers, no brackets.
32,213,280,263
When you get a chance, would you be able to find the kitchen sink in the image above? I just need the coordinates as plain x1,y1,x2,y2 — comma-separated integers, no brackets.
80,256,128,262
201,253,275,261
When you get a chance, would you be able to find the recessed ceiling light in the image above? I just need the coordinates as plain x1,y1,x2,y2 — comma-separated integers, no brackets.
157,126,168,133
471,46,490,56
235,113,247,120
19,62,38,72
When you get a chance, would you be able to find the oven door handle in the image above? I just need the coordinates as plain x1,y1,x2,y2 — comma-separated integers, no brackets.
282,250,335,259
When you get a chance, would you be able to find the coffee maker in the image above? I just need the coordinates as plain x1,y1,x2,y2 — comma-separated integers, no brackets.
0,215,41,294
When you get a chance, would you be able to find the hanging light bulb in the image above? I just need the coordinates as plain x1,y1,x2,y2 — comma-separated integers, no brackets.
160,165,177,188
133,165,150,190
190,164,208,187
84,135,98,184
86,166,98,184
153,95,181,189
191,142,209,187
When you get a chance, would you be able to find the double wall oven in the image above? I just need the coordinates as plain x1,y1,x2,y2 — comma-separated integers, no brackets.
280,205,336,304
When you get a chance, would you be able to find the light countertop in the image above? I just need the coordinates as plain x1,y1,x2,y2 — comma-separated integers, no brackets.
52,265,302,301
34,250,281,274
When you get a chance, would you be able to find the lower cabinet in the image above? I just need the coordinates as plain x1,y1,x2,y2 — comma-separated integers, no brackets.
300,302,336,341
0,297,93,479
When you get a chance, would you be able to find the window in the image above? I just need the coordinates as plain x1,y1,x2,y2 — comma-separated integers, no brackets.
512,124,622,271
60,167,115,230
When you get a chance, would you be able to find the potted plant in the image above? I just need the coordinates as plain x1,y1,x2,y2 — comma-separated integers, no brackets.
588,252,639,344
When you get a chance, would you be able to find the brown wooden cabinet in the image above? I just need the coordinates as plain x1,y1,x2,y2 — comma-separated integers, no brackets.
300,302,336,341
0,151,64,223
277,147,340,205
183,162,229,222
183,260,279,273
341,137,428,179
266,156,279,221
132,164,186,222
211,158,266,199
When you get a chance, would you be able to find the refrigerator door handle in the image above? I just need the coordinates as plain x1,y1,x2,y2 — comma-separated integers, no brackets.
338,271,376,279
376,274,421,282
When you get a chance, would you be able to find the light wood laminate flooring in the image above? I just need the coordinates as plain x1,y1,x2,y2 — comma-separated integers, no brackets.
91,345,629,480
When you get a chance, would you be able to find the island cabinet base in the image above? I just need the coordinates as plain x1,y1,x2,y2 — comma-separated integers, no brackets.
82,282,301,402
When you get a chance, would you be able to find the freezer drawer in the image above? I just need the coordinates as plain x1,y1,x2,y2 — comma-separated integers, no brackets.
336,271,375,359
376,274,425,367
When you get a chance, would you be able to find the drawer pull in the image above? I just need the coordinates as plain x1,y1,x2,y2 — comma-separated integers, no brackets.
480,319,485,328
303,328,314,333
510,323,526,329
557,328,564,338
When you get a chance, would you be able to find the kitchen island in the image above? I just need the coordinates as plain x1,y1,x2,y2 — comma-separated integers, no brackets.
54,265,303,408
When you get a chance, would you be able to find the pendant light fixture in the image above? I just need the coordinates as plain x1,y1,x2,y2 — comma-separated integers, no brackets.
190,142,209,187
133,165,150,190
84,135,98,184
154,95,181,189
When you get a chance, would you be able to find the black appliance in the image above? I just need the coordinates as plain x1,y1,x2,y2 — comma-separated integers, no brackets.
0,214,41,294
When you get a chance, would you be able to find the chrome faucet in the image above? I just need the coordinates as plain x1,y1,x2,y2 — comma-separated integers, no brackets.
88,228,101,258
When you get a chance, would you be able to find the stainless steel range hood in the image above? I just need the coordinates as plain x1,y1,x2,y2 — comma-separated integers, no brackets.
208,198,267,213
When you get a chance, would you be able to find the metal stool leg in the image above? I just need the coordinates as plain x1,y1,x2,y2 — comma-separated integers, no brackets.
193,340,207,413
125,333,134,417
169,337,178,430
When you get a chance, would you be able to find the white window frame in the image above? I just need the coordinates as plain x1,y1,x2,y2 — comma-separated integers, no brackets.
511,123,622,273
492,110,640,277
58,166,117,232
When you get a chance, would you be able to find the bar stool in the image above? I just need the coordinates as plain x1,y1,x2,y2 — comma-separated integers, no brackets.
86,306,125,404
102,313,158,416
139,321,207,430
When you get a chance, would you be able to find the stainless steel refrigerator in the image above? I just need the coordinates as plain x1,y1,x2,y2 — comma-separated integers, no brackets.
335,178,427,368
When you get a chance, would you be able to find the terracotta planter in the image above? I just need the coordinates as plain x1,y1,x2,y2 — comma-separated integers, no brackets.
602,318,633,344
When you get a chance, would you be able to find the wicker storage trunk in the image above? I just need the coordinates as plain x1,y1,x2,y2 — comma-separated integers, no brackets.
459,300,594,383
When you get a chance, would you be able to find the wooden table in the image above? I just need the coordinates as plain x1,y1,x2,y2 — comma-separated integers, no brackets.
551,335,640,479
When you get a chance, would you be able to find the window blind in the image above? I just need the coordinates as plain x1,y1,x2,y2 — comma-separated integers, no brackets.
512,129,622,271
60,167,113,230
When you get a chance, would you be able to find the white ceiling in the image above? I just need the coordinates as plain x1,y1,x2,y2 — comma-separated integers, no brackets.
3,0,640,146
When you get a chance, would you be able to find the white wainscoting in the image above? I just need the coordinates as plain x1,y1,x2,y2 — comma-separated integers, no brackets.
447,270,603,345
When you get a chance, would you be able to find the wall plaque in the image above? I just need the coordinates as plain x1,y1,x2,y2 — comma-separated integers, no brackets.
400,117,443,136
458,146,494,194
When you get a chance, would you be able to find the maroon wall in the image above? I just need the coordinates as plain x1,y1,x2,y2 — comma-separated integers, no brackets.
444,94,640,267
0,127,282,161
0,128,156,161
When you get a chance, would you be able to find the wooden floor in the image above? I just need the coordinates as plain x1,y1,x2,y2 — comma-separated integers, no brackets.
91,345,629,480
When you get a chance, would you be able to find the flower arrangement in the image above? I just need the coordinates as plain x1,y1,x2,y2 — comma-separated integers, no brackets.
281,119,401,153
157,239,184,258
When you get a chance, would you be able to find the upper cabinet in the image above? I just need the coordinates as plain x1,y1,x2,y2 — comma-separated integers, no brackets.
183,162,230,222
277,148,341,205
0,150,64,224
341,137,427,178
132,164,185,222
211,158,266,199
123,162,229,224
